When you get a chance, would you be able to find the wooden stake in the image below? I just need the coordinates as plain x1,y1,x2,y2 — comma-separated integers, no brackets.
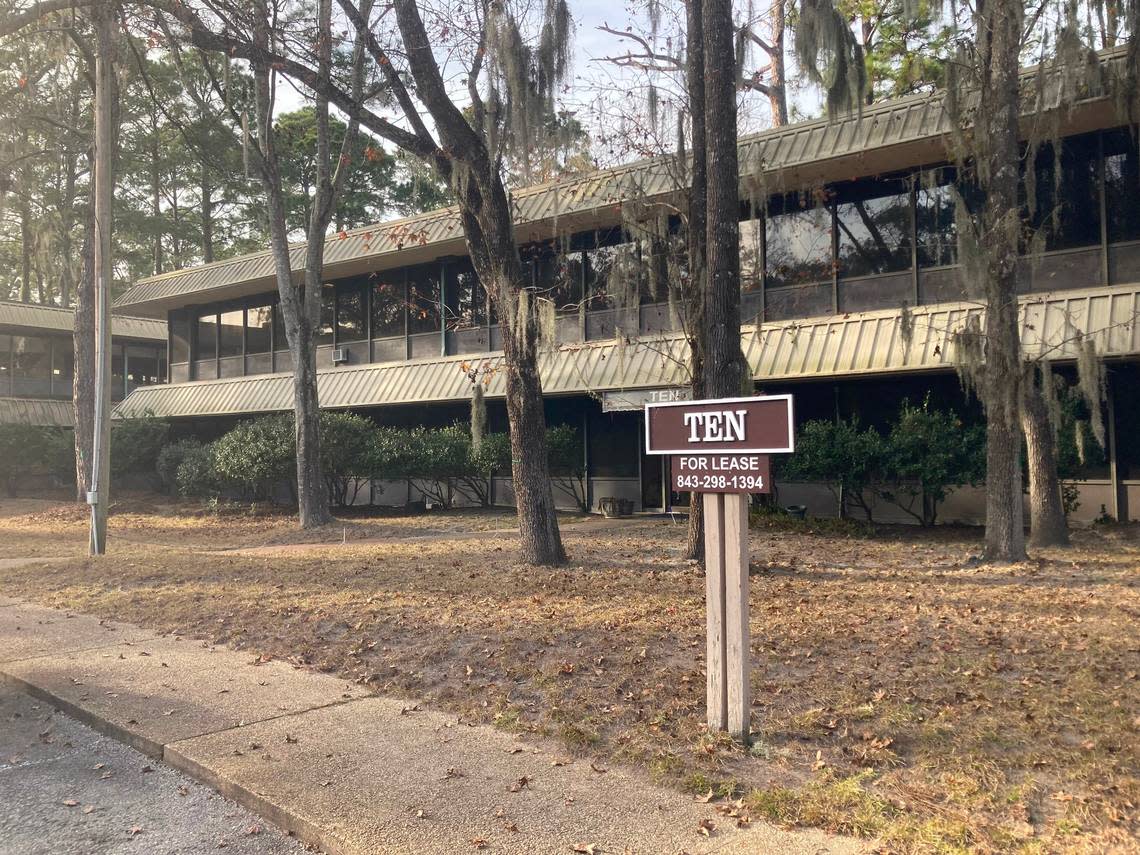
724,492,750,741
703,492,727,732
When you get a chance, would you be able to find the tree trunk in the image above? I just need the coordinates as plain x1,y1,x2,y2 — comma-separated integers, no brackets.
151,124,163,275
200,161,214,263
1022,364,1069,547
702,0,745,400
767,0,788,126
684,0,707,561
73,205,95,500
977,0,1027,562
20,192,32,302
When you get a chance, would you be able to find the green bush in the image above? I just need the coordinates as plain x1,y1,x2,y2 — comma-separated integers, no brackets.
780,419,886,521
879,401,985,526
111,412,169,479
157,439,203,494
546,424,587,511
460,431,511,506
175,441,226,499
320,411,378,507
0,424,67,495
212,415,296,500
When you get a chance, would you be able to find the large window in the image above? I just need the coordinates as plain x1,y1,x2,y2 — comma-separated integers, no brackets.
835,178,913,278
126,344,161,392
371,273,405,338
407,264,441,334
111,343,125,399
740,216,763,292
246,305,273,354
171,315,190,363
1029,135,1100,251
444,260,485,329
52,337,73,398
336,283,367,343
11,335,50,397
219,309,244,358
765,193,833,288
1105,128,1140,243
532,245,582,316
195,312,217,361
317,286,335,346
916,168,960,268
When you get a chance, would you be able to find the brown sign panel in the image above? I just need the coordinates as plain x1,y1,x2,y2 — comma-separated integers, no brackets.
672,454,771,494
645,394,794,455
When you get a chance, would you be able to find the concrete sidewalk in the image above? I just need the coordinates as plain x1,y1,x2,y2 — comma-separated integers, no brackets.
0,595,865,855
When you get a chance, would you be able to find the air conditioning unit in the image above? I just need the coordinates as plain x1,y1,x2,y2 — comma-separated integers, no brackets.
331,347,349,365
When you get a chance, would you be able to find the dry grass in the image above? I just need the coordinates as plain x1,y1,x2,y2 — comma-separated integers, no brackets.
0,496,1137,854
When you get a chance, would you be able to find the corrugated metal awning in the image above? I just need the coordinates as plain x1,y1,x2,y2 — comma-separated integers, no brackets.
0,300,166,341
114,284,1140,420
0,398,74,427
113,47,1133,316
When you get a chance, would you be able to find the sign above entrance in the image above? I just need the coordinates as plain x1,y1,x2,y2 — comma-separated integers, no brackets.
644,394,794,455
602,387,691,413
672,454,771,494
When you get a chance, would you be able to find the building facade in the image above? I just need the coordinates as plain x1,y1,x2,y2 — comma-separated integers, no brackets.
0,301,166,428
112,54,1140,523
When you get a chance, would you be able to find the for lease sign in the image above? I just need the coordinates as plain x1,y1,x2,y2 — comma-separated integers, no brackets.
644,394,794,455
671,453,771,494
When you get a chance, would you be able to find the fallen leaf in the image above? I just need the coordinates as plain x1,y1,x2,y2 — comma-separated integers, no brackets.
695,789,716,803
83,805,95,815
470,838,488,849
128,826,143,837
62,799,79,807
570,844,601,854
698,818,715,837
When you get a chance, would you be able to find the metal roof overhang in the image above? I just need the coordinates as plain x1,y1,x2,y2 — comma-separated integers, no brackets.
0,398,74,427
114,283,1140,420
0,301,167,341
113,47,1136,320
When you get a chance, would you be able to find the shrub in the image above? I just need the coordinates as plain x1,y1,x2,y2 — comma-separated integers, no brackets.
0,424,66,495
547,424,587,511
780,419,886,521
878,401,985,526
110,412,169,479
320,411,378,507
175,441,226,499
157,439,203,494
212,415,296,500
460,431,511,506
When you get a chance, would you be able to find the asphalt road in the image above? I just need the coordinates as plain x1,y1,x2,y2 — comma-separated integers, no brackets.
0,683,306,855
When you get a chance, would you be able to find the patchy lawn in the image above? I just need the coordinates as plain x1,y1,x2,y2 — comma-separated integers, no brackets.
0,496,1137,854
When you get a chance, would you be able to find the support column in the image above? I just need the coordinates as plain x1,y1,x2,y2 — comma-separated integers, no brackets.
723,492,750,740
703,492,727,732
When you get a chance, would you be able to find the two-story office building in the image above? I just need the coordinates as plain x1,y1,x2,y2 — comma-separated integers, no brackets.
112,51,1140,523
0,300,166,428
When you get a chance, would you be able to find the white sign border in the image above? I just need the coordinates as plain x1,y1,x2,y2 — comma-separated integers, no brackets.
643,393,795,456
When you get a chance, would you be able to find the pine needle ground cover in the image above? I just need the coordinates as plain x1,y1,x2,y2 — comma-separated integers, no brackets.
1,497,1136,854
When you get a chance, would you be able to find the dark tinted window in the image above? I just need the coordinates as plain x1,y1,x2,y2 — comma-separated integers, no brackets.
835,178,912,277
371,272,405,337
916,167,959,268
337,284,367,342
219,309,244,358
247,305,273,354
52,337,73,397
407,264,441,334
444,260,485,329
195,313,217,361
171,315,190,363
317,286,335,346
12,335,50,397
765,192,833,288
1105,128,1140,243
1030,134,1100,251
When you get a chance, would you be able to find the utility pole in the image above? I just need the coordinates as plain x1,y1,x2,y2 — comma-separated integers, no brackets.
88,1,115,555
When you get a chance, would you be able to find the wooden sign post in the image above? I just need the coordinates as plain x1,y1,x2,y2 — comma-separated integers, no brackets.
645,395,795,741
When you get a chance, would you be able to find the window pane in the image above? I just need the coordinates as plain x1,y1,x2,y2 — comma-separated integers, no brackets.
740,216,763,293
111,343,125,400
444,260,485,330
1105,128,1140,243
1030,134,1100,251
247,305,273,354
836,179,912,278
337,284,367,343
196,313,217,361
273,304,288,351
765,195,833,288
371,273,405,337
586,242,636,309
916,168,959,268
318,286,335,346
126,344,160,392
11,335,50,397
407,264,441,334
219,309,244,358
171,315,190,363
52,338,73,398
